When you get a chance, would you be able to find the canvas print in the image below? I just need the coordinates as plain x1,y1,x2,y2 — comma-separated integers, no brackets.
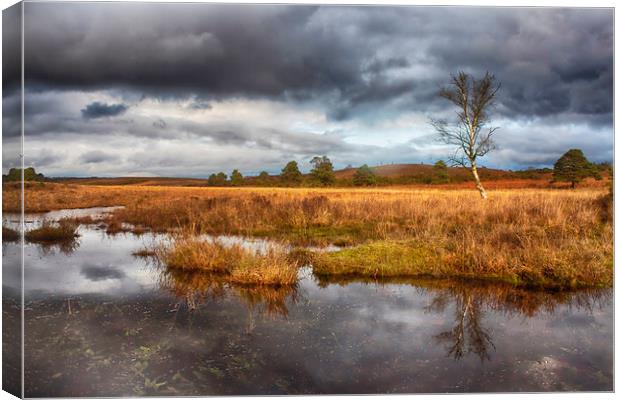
1,1,614,397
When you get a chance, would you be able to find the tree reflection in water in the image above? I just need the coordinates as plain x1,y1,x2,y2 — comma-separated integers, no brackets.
315,274,610,362
427,286,495,361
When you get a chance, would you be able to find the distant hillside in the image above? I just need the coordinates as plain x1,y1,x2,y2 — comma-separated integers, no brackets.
335,163,551,182
50,163,557,187
50,176,211,186
336,164,516,179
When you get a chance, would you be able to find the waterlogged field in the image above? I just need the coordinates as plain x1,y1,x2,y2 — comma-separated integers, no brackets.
1,183,614,395
3,183,613,288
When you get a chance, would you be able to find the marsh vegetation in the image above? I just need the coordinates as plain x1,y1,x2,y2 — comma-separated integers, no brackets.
3,182,612,288
3,203,612,396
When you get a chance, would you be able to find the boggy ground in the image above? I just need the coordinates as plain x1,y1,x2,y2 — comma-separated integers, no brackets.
3,182,613,288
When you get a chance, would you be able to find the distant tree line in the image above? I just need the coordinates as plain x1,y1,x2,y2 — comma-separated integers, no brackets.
4,153,609,189
204,156,470,188
203,150,610,189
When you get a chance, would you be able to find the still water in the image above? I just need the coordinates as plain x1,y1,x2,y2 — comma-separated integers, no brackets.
2,208,613,396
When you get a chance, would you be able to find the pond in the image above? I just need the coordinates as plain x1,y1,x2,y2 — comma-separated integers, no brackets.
2,208,613,396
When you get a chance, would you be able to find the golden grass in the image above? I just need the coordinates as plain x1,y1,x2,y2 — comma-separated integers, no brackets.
156,236,298,286
4,182,613,288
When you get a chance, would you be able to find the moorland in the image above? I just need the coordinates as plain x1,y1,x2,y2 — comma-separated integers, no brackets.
2,162,612,290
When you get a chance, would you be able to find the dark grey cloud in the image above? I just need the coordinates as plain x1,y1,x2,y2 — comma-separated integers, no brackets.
188,100,212,110
81,102,128,119
2,2,21,95
79,150,119,164
3,2,22,173
22,4,612,124
8,3,613,174
30,151,62,168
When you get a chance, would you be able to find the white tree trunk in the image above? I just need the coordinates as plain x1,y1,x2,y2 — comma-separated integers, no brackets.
470,161,487,199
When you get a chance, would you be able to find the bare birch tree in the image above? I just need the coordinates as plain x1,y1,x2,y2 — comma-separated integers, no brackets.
431,71,500,199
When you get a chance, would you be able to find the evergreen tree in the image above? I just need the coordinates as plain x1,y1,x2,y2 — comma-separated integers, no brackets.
257,171,270,186
433,160,450,183
208,172,228,186
230,169,243,186
207,173,218,186
216,172,228,185
310,156,336,186
353,164,377,186
281,161,302,186
553,149,597,188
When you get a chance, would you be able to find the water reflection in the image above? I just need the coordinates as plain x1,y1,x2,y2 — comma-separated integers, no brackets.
158,267,299,319
316,274,610,363
30,235,81,255
80,263,127,282
428,285,495,361
5,207,612,395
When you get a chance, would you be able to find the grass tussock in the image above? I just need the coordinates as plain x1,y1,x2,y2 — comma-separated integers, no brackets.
313,238,612,289
24,220,79,243
312,241,439,278
157,237,298,286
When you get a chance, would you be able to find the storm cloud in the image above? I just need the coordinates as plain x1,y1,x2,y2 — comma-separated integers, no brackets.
81,102,128,119
4,3,613,176
79,150,119,164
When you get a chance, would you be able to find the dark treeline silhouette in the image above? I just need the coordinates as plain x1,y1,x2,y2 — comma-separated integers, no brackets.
6,152,610,189
203,152,611,188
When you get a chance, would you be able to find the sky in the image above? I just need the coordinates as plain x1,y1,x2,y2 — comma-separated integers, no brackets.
2,3,614,177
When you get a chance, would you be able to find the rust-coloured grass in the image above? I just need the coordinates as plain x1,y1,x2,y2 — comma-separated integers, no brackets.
156,236,298,286
4,182,613,288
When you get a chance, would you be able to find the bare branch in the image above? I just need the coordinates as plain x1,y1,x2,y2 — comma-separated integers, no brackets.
429,71,501,199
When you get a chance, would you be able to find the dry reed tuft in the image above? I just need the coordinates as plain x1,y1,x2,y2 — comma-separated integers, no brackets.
156,236,298,286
